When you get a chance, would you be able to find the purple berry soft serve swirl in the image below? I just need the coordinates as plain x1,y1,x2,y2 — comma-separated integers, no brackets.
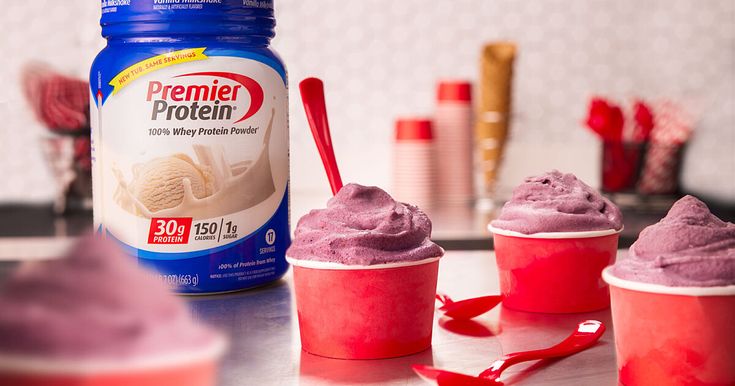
287,183,444,265
490,170,623,234
610,195,735,287
0,236,219,360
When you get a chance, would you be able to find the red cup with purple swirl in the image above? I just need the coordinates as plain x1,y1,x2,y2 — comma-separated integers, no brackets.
287,184,444,359
603,196,735,386
0,237,226,386
488,171,623,313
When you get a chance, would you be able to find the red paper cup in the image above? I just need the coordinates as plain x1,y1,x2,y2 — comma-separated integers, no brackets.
287,256,441,360
489,226,620,313
0,336,226,386
603,268,735,386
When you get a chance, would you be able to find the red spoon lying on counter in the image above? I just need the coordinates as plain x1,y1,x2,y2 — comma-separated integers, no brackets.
413,320,606,385
436,293,503,320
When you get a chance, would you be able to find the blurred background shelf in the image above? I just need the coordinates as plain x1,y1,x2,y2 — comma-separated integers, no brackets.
4,200,733,252
0,205,91,238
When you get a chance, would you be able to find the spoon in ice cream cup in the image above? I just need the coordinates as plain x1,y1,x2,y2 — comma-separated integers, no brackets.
413,320,606,385
436,293,503,320
299,77,344,195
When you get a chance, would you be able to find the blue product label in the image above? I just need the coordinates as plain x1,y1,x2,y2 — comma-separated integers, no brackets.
91,46,290,293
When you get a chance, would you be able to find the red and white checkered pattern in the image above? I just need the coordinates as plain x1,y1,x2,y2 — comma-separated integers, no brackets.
638,101,694,194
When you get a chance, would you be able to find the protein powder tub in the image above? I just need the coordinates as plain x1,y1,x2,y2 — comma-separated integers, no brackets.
90,0,290,294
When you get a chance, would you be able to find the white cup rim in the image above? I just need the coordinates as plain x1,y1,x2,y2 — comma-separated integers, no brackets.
286,255,442,270
602,267,735,296
488,225,622,239
0,334,227,375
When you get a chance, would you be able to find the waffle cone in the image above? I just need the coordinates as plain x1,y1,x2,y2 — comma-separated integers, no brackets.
478,42,516,113
476,42,516,192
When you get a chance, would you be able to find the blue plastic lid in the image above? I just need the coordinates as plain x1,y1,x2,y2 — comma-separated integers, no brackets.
100,0,275,38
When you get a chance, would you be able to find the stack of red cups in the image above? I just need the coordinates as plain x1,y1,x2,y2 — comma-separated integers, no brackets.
392,118,435,210
434,81,474,206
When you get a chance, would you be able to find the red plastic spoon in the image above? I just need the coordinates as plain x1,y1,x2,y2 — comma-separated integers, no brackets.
413,320,606,385
436,293,503,320
299,77,343,195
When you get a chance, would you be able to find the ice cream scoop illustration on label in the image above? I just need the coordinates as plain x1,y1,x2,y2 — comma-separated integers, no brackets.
112,108,276,219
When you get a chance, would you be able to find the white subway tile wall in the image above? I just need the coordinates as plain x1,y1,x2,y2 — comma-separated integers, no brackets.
0,0,733,203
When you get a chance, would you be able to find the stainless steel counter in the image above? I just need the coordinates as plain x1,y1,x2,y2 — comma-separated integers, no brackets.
189,251,619,385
